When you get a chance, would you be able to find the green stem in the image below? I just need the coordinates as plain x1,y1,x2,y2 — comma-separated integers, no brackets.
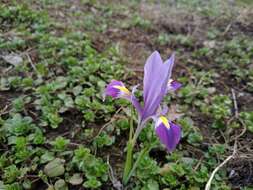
122,109,149,185
123,146,149,185
122,106,135,183
129,106,134,140
123,140,134,184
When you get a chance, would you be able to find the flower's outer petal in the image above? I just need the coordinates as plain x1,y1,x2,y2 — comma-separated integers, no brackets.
169,121,181,146
155,116,181,152
104,80,142,116
142,51,173,120
167,79,182,92
104,80,130,99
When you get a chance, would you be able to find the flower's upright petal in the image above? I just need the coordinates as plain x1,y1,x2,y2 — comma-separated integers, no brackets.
155,116,181,152
131,85,142,115
164,53,175,79
104,80,142,116
167,79,182,92
156,105,168,117
142,51,173,120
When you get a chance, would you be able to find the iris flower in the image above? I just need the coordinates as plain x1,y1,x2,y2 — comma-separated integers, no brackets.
104,51,182,151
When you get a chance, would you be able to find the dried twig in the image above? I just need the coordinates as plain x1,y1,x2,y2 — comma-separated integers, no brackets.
193,156,204,171
231,88,238,118
107,155,122,190
221,8,242,37
92,107,123,140
205,141,237,190
45,141,81,147
229,118,247,143
25,53,37,73
0,105,9,116
227,88,247,144
222,22,232,36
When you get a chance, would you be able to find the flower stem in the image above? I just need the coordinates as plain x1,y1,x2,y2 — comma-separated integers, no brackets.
123,140,134,184
123,121,146,184
123,110,149,184
122,106,134,184
129,106,134,140
123,146,149,185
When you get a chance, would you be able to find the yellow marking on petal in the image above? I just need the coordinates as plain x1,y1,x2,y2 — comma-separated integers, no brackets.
113,85,131,95
160,116,170,129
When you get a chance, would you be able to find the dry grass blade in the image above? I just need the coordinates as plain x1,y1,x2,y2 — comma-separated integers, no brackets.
107,156,122,190
205,141,237,190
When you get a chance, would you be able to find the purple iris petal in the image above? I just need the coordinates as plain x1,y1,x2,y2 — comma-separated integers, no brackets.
167,80,182,92
142,52,174,120
156,105,168,117
169,122,181,146
164,53,175,78
155,118,181,151
130,85,142,115
104,80,142,115
105,80,126,99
